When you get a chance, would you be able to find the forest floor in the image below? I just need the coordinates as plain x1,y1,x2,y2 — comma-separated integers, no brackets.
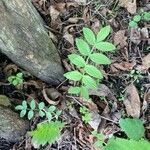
0,0,150,149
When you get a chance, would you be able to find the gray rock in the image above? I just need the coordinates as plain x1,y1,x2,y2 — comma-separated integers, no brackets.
0,106,29,143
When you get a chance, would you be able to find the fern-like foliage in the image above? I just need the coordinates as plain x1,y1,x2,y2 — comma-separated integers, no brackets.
29,121,64,147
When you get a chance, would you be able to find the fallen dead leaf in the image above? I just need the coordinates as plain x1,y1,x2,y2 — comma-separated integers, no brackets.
119,0,137,14
130,28,141,44
124,84,141,118
142,53,150,69
113,30,127,49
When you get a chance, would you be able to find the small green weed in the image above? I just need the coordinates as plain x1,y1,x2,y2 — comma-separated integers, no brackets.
8,72,23,86
129,69,143,83
64,26,116,100
79,106,91,123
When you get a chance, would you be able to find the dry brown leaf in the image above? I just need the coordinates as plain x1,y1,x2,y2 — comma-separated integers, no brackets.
142,53,150,69
124,84,141,118
112,62,135,71
119,0,137,14
113,30,127,49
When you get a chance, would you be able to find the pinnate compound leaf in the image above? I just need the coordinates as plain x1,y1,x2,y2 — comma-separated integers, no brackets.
29,121,64,147
68,54,85,67
38,102,45,110
84,65,103,79
83,27,96,45
105,138,150,150
80,86,89,99
28,110,34,120
75,38,91,56
89,53,111,64
97,26,111,42
64,71,82,81
30,99,36,110
95,42,116,51
119,118,145,140
82,75,97,89
68,86,81,94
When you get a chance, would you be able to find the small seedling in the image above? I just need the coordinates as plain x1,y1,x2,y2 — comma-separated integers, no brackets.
8,72,23,86
118,93,125,101
129,69,143,83
64,26,116,100
15,99,62,121
79,106,91,123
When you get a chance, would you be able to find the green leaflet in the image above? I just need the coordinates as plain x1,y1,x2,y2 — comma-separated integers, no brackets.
80,86,89,99
75,38,91,56
133,15,141,22
97,26,111,42
83,27,96,45
89,53,111,64
68,86,81,94
119,118,145,140
64,71,82,81
95,42,116,51
84,64,103,79
68,54,85,67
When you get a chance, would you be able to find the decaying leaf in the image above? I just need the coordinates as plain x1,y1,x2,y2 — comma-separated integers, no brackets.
124,84,141,118
119,0,137,14
142,53,150,69
113,30,127,49
130,28,141,44
112,62,135,71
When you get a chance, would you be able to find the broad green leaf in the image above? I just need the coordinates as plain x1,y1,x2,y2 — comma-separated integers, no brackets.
46,112,52,121
12,80,18,86
20,109,26,117
16,72,23,78
15,105,24,110
95,42,116,51
28,110,34,120
104,138,150,150
38,102,45,110
29,121,64,147
144,12,150,21
30,99,36,110
83,27,96,45
68,54,85,67
97,26,111,42
22,100,27,109
82,75,97,89
129,21,137,28
48,106,56,112
84,65,103,79
89,53,111,64
64,71,82,81
75,38,91,56
119,118,145,140
80,86,89,99
39,110,45,117
68,86,81,94
133,15,141,22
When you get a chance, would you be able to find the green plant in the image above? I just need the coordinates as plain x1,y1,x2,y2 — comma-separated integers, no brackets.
64,26,116,99
79,106,91,123
8,72,23,86
29,121,64,148
129,69,142,83
15,99,61,121
129,11,150,28
118,93,125,101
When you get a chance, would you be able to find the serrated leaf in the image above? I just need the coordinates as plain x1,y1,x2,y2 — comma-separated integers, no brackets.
68,54,85,67
28,110,34,120
29,121,64,147
84,65,103,79
39,110,45,117
80,86,89,99
64,71,82,81
95,42,116,51
97,26,111,42
46,112,52,121
15,105,24,110
83,27,96,45
48,106,56,112
119,118,145,140
104,138,150,150
82,75,97,89
38,102,45,110
129,21,137,28
68,86,81,94
30,99,36,110
20,109,26,117
75,38,91,56
89,53,111,64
